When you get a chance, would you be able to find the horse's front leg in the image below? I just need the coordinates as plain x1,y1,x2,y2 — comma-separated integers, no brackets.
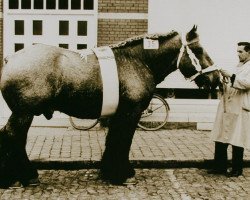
100,103,143,184
0,113,38,188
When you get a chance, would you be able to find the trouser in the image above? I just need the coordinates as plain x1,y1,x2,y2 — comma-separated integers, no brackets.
214,141,244,172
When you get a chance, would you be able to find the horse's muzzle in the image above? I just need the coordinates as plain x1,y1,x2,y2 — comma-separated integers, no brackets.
194,70,221,91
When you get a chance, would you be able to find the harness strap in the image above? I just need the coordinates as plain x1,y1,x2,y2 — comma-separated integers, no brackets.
176,33,218,81
177,34,202,71
187,64,219,81
92,47,119,117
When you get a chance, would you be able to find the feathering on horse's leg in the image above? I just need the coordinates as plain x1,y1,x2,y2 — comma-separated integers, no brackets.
100,105,142,185
0,125,15,188
0,113,38,188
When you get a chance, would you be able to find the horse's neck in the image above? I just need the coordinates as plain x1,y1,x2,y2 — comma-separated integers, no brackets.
142,47,180,84
112,39,181,84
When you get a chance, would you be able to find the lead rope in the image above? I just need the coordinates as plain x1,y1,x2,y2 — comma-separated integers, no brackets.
223,77,228,113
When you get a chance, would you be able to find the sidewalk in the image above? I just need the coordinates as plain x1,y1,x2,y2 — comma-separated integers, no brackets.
26,127,250,169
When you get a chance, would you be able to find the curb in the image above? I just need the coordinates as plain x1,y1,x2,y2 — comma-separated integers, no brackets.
32,159,214,170
32,159,250,170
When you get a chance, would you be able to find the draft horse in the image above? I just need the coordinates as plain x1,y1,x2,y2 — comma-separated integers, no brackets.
0,26,221,187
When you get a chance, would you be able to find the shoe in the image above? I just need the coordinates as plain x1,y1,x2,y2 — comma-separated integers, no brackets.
207,169,227,175
226,170,243,177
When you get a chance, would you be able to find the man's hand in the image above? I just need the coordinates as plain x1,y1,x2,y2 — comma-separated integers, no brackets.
220,68,233,78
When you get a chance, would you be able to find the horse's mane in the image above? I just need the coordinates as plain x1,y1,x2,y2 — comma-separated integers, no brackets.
110,31,179,49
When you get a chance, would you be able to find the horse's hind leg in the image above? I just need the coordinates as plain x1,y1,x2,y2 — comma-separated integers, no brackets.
0,113,37,188
100,104,142,184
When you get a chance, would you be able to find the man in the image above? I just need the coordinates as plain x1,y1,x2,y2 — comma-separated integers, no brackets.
209,42,250,177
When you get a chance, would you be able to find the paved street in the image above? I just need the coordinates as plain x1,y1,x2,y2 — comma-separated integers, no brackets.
25,127,250,167
0,127,250,199
0,168,250,199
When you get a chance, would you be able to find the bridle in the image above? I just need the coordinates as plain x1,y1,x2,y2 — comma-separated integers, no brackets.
176,34,219,81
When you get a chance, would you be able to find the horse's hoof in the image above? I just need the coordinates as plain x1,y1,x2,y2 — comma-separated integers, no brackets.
127,167,135,178
21,178,40,187
28,178,40,186
123,177,137,185
99,171,126,185
9,181,22,189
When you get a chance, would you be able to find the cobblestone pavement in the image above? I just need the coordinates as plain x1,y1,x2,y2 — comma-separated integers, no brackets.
26,127,250,166
0,168,249,200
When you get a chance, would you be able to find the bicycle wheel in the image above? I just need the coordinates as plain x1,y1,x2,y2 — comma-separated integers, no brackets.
69,117,99,130
138,94,170,131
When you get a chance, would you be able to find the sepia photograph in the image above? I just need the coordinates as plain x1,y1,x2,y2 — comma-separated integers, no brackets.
0,0,250,199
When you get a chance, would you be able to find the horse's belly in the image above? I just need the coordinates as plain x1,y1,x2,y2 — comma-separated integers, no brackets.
55,85,103,119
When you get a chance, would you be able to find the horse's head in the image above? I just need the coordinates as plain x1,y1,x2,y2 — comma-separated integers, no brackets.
177,25,221,90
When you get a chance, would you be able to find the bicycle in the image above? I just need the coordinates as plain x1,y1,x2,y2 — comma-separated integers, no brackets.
69,117,99,131
137,94,170,131
69,94,170,131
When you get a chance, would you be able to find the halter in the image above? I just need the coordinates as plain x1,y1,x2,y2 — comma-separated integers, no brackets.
176,34,219,81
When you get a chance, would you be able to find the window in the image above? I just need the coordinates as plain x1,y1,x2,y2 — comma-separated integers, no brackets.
15,20,24,35
59,0,68,9
77,44,87,49
15,43,24,52
46,0,56,9
59,21,69,35
34,0,43,9
84,0,94,10
9,0,19,9
21,0,31,9
78,21,87,36
33,20,43,35
59,44,69,49
71,0,81,10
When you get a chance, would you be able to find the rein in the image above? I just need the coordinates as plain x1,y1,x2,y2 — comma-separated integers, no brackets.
176,34,219,81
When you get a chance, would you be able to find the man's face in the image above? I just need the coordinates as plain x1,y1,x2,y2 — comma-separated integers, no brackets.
237,45,250,62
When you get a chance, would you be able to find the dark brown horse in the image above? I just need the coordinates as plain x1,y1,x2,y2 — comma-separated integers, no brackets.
0,26,220,187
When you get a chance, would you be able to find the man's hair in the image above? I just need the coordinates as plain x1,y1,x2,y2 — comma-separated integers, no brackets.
238,42,250,52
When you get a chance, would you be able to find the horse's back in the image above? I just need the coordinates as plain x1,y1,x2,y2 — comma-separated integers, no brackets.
1,44,102,117
2,44,99,86
5,44,69,69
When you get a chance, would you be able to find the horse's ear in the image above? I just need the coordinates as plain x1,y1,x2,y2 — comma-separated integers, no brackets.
187,25,198,41
191,25,197,33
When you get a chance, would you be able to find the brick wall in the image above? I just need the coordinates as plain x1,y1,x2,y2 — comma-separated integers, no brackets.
97,0,148,46
98,19,147,46
0,0,2,69
98,0,148,13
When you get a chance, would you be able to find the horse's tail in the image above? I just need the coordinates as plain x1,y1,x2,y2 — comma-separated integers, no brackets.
0,56,8,84
3,56,9,64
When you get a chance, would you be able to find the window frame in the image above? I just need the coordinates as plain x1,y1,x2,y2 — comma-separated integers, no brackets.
14,43,24,52
7,0,96,13
15,20,25,35
59,20,69,36
33,20,43,35
77,21,87,36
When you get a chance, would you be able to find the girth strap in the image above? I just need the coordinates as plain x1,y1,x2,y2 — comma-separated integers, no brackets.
92,46,119,117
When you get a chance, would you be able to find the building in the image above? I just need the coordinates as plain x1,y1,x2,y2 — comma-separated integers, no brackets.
1,0,148,59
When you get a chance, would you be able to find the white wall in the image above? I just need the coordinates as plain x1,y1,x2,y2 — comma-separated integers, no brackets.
149,0,250,88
